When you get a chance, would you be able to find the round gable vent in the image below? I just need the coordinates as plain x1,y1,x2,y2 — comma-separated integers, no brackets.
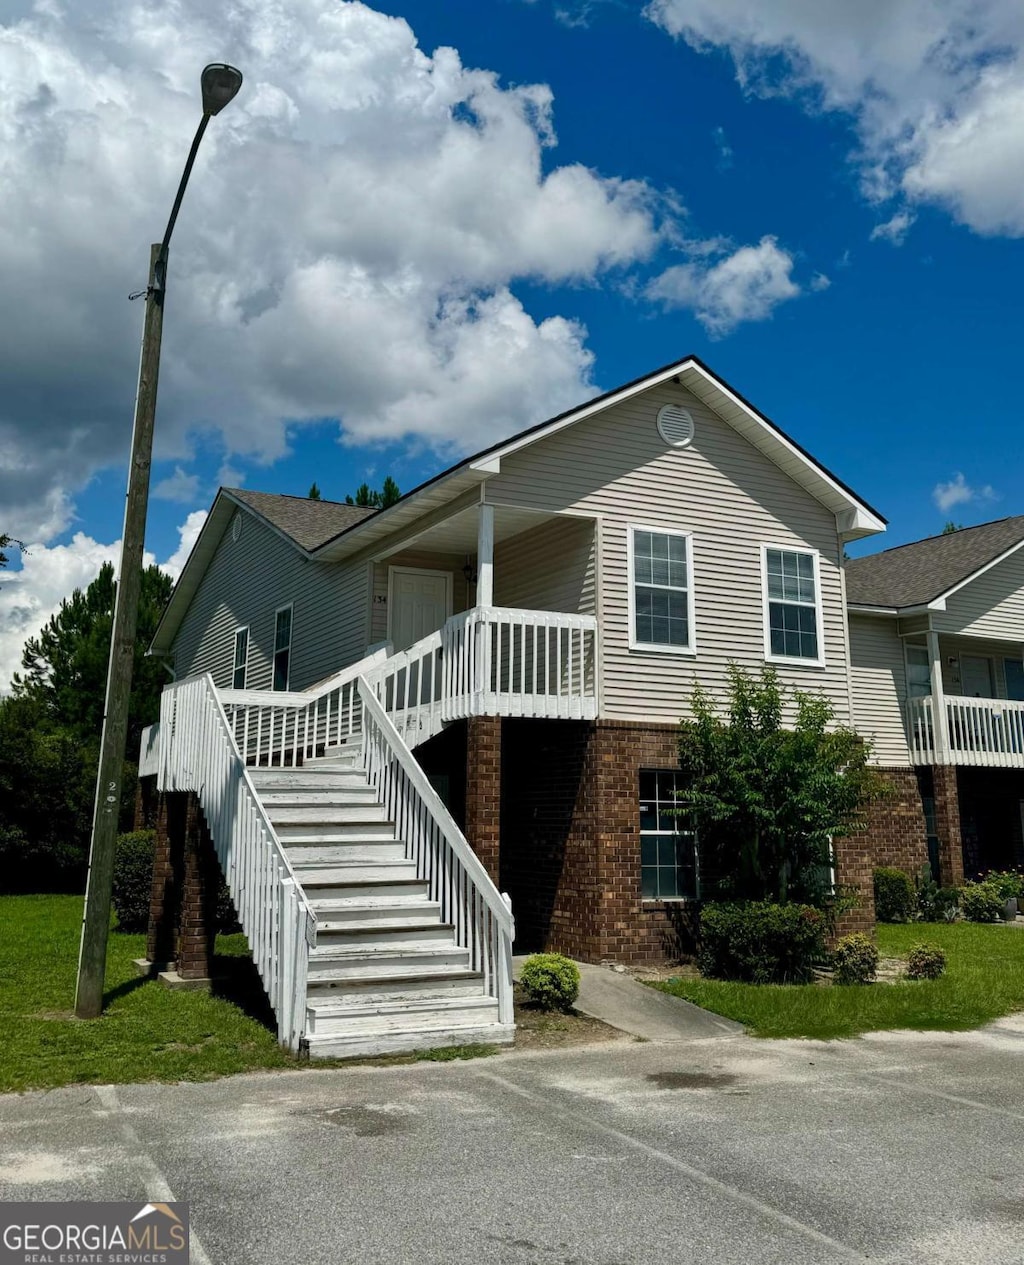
231,512,242,543
657,403,695,448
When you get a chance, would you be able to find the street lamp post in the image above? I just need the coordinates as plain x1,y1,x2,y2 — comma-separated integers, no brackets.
75,64,243,1020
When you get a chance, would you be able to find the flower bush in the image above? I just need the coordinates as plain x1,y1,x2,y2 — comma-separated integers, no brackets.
959,880,1005,923
832,933,879,985
906,942,947,980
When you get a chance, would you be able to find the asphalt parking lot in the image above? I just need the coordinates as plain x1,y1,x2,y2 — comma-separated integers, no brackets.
2,1016,1024,1264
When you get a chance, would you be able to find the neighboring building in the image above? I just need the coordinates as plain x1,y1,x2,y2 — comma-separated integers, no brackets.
846,518,1024,891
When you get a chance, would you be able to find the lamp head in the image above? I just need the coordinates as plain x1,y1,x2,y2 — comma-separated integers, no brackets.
201,63,243,116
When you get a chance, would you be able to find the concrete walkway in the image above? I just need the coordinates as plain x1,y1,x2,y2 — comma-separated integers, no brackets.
514,956,742,1040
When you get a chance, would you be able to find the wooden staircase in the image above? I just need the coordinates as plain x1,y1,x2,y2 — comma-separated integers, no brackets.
250,744,515,1059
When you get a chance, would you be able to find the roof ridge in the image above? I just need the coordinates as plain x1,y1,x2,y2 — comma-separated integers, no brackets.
226,486,375,512
848,513,1024,564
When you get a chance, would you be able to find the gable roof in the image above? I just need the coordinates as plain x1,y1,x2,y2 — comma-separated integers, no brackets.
846,516,1024,610
227,488,376,551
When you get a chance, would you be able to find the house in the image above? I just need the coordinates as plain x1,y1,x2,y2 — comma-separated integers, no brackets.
846,518,1024,890
140,354,888,1057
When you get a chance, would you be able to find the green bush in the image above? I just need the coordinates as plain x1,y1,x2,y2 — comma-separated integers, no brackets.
112,830,156,933
873,867,916,923
697,902,827,984
983,870,1024,902
519,953,580,1011
832,933,879,985
906,942,947,980
959,880,1006,923
915,871,961,922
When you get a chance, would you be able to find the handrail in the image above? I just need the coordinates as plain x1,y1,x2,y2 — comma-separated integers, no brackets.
906,693,1024,767
158,673,315,1048
358,677,514,1024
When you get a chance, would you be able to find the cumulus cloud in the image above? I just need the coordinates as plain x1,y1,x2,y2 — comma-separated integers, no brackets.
646,236,801,335
870,210,917,246
0,511,207,694
932,473,999,514
153,467,201,503
0,0,671,541
645,0,1024,236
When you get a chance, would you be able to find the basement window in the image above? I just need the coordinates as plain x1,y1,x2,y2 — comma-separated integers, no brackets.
640,769,698,900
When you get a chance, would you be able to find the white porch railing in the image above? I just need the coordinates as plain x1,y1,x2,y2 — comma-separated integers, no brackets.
367,629,445,749
442,606,598,721
906,695,1024,767
359,679,514,1025
157,673,315,1049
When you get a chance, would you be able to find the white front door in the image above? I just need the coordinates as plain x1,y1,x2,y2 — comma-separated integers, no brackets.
961,654,995,698
388,568,453,652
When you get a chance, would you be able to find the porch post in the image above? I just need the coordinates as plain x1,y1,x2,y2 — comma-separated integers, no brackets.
476,502,494,607
465,715,502,884
927,628,950,762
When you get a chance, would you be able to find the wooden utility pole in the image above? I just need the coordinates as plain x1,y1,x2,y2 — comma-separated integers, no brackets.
75,243,165,1018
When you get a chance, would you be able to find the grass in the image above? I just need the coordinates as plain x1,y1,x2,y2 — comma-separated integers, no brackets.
0,895,504,1093
654,922,1024,1040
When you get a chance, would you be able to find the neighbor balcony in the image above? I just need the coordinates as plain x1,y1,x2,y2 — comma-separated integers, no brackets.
906,695,1024,768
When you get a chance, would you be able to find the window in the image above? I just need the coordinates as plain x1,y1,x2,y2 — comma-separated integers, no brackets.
762,546,822,663
906,645,931,699
639,769,698,900
1006,659,1024,703
273,605,292,691
232,627,249,690
629,525,694,652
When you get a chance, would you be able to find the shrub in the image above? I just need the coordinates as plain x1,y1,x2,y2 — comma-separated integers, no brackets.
982,870,1024,902
916,872,961,922
697,902,827,984
519,953,580,1011
906,942,947,980
112,830,156,933
873,867,916,923
831,933,879,985
959,880,1006,923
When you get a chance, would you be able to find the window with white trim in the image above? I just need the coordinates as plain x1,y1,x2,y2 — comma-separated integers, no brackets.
639,770,698,900
273,606,292,692
906,644,931,699
232,626,249,690
629,526,693,652
763,546,821,662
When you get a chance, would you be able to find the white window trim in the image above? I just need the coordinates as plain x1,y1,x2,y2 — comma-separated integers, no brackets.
639,768,700,903
627,523,696,656
760,543,825,669
273,603,293,692
232,625,249,691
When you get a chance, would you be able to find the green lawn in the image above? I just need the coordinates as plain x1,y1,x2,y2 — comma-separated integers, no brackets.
0,894,296,1093
655,922,1024,1040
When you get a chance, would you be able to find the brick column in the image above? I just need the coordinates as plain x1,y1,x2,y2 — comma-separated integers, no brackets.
177,795,220,980
465,716,502,884
146,792,184,968
932,765,965,888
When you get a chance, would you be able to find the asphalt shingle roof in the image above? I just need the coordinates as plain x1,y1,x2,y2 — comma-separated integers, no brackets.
227,488,377,552
845,516,1024,609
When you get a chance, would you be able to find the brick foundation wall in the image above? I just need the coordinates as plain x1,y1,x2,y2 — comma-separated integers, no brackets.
933,765,965,888
465,716,502,884
145,789,220,976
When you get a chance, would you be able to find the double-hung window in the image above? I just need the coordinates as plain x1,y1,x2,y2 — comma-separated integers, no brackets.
273,605,292,692
905,645,931,699
639,770,698,900
762,546,823,664
629,525,694,653
232,626,249,690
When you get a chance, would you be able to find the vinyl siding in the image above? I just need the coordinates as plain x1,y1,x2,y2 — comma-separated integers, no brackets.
932,548,1024,639
493,516,596,615
370,550,471,646
935,635,1023,699
849,615,911,766
483,382,850,723
172,511,369,690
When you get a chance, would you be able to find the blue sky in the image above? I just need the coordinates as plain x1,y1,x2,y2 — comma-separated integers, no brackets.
2,0,1023,681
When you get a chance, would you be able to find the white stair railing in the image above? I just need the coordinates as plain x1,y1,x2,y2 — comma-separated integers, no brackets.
220,646,388,766
158,674,315,1049
364,630,445,748
358,678,515,1025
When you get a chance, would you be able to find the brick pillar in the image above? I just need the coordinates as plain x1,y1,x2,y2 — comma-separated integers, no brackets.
177,794,220,980
465,716,502,884
146,792,184,968
134,776,159,831
933,765,965,888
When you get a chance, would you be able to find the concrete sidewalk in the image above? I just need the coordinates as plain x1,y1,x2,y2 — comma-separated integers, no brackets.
514,956,742,1040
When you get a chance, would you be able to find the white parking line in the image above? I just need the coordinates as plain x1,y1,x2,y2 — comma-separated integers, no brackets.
94,1085,214,1265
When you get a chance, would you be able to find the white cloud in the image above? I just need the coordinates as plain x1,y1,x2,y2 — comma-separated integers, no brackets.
932,472,999,514
646,235,801,335
870,210,916,246
645,0,1024,236
0,0,670,538
809,271,831,292
0,512,207,693
152,467,201,503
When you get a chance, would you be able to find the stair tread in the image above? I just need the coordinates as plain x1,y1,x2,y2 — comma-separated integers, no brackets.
309,941,464,960
312,894,436,909
314,920,454,936
309,968,483,989
305,1023,515,1058
309,993,496,1017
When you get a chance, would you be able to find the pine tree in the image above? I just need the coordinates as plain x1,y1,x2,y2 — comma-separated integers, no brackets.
308,482,322,500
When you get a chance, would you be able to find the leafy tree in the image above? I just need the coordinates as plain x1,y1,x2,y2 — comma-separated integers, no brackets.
307,482,321,500
676,665,885,905
344,477,401,509
0,533,24,569
942,521,963,534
